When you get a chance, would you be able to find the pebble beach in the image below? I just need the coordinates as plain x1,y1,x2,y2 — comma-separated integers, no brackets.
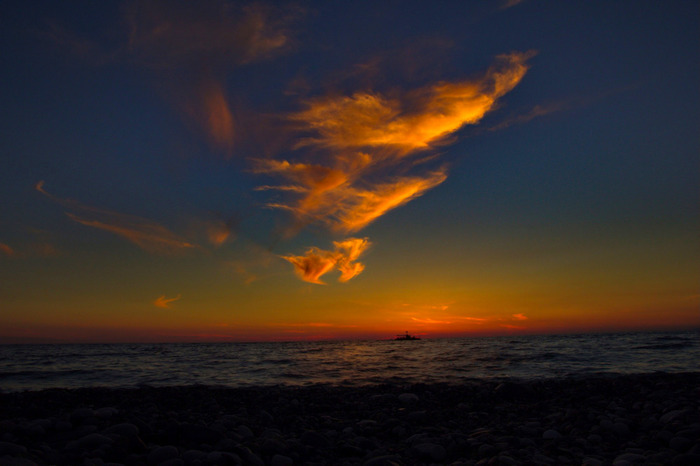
1,372,698,465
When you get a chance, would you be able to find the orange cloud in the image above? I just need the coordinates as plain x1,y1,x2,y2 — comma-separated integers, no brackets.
0,242,16,257
205,218,235,247
256,160,447,233
66,213,195,255
154,294,182,309
411,317,453,324
256,52,531,245
37,182,196,255
282,237,370,284
512,313,528,320
292,52,532,154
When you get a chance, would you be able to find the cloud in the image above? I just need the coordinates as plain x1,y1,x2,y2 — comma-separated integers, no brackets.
488,101,567,131
512,313,528,320
123,0,300,155
154,294,182,309
124,0,293,70
281,237,370,284
291,52,532,154
65,213,196,255
256,52,531,241
203,217,236,247
37,181,196,255
50,0,300,156
256,160,447,233
0,242,16,257
501,0,525,9
411,317,453,324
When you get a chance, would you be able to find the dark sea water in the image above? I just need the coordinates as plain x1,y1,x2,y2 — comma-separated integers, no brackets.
0,331,698,392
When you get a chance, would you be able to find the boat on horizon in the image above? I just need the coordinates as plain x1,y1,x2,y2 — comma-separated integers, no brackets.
394,331,420,341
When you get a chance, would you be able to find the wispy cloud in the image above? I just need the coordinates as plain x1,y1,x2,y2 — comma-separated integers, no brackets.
411,317,453,324
291,52,532,153
0,242,16,257
512,313,528,320
500,0,525,10
281,237,370,284
256,52,532,244
154,294,182,309
488,101,567,131
50,0,301,156
125,0,299,155
37,181,196,255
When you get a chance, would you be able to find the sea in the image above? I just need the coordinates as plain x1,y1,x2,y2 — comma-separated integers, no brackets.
0,330,698,393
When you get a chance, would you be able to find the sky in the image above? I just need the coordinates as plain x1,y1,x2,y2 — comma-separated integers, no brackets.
1,0,698,343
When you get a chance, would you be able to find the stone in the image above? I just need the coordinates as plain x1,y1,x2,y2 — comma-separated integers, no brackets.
478,443,497,457
413,442,446,461
398,393,419,404
95,407,119,419
670,436,692,452
0,441,27,455
300,430,329,448
271,454,294,466
542,429,562,440
67,433,114,450
498,455,519,466
104,423,139,438
612,422,631,437
148,445,179,465
660,410,686,424
613,453,645,464
236,425,254,439
182,449,206,463
672,453,700,465
69,408,95,423
158,459,184,466
363,454,402,466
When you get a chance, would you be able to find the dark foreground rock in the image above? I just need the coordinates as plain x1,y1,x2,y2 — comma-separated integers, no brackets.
1,372,698,465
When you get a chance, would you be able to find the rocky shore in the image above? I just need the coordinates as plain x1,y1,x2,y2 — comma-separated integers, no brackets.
1,372,698,465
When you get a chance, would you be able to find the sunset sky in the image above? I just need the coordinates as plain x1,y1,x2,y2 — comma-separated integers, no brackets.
1,0,698,343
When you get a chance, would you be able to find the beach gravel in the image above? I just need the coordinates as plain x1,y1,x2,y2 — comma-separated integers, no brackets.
0,372,698,465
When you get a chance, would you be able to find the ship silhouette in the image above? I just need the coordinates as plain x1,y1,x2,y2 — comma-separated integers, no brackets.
394,331,420,340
